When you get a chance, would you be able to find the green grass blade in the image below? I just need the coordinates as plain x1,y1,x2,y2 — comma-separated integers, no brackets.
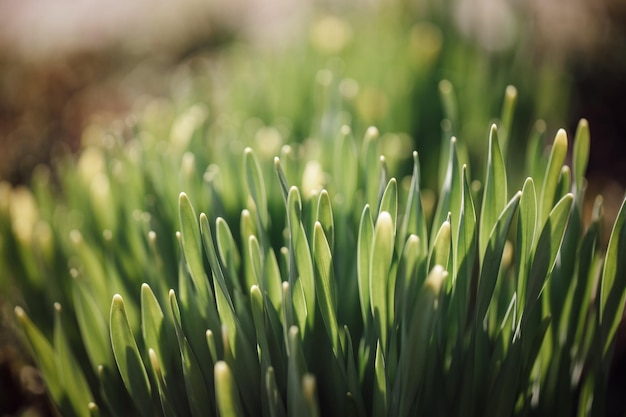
287,186,315,333
244,147,269,233
476,192,521,324
599,196,626,356
313,221,340,357
399,151,428,259
72,277,112,370
148,349,177,417
200,213,235,310
539,129,568,227
54,303,93,417
178,192,212,304
455,165,477,330
140,284,168,372
397,234,421,330
516,178,537,318
498,85,517,157
393,265,446,416
358,204,374,324
266,367,287,417
523,193,573,320
302,375,321,417
370,211,395,353
362,127,381,213
215,361,246,417
573,119,590,195
372,340,387,416
316,190,335,253
428,216,451,275
14,307,63,406
216,217,242,293
479,125,508,267
109,294,153,417
169,290,214,417
379,178,398,234
432,137,461,257
287,326,308,416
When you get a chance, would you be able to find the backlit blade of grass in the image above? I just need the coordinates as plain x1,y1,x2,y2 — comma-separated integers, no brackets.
370,211,395,354
479,125,507,268
572,119,590,196
109,294,153,417
178,193,213,307
522,193,573,323
599,196,626,356
358,204,374,324
399,151,428,262
215,361,246,417
476,192,520,324
539,130,568,228
287,186,315,335
516,178,537,319
169,290,214,417
313,221,340,357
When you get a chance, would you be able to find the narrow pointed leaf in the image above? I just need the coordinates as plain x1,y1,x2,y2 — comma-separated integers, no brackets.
110,294,152,417
358,204,374,324
178,192,211,303
600,196,626,356
370,211,395,353
573,119,590,194
479,125,508,266
400,151,428,257
539,129,568,227
215,361,246,417
313,221,340,357
244,147,269,230
54,303,93,417
476,192,520,323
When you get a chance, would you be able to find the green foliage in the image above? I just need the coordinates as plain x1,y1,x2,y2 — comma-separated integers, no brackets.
1,78,625,417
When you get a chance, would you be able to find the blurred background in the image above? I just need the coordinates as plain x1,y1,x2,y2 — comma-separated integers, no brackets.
0,0,625,415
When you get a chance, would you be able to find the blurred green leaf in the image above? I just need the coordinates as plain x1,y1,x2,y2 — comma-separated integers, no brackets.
214,361,246,417
572,119,590,195
54,303,93,417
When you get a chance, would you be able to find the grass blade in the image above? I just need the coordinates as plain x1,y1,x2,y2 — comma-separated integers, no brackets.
215,361,246,417
369,211,395,353
572,119,590,195
539,129,568,228
358,205,374,324
599,196,626,356
476,192,521,324
110,294,153,417
479,125,508,267
313,221,340,357
54,303,93,417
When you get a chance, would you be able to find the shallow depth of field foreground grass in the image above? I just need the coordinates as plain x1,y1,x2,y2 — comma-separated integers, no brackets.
1,80,625,417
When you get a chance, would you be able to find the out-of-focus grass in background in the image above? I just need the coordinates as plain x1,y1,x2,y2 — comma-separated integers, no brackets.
1,0,626,415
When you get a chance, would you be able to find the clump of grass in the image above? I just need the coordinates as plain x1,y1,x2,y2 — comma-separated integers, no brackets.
1,83,624,417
